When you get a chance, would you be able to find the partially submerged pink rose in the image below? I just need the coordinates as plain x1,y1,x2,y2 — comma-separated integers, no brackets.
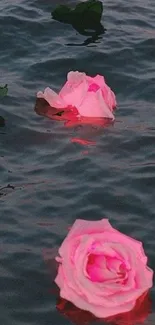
55,219,153,318
37,71,117,119
57,291,152,325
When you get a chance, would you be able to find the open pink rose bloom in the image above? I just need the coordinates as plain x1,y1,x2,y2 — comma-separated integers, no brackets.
37,71,117,120
55,219,153,318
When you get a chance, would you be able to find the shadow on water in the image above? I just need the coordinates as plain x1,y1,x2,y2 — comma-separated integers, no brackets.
66,28,105,47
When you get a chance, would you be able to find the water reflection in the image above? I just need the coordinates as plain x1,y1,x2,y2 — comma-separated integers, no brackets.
67,26,106,47
34,98,114,146
67,32,104,47
57,292,152,325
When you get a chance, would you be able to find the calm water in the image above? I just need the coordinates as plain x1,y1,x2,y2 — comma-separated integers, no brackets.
0,0,155,324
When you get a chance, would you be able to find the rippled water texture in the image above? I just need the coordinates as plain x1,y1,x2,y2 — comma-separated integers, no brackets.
0,0,155,324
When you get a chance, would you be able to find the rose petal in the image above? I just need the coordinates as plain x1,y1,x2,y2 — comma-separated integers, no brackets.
59,219,112,247
84,229,148,266
67,71,86,84
88,83,100,92
72,238,122,304
78,90,115,119
102,86,117,110
86,74,106,89
55,264,65,288
59,79,88,109
108,229,148,265
86,74,117,110
135,264,153,290
37,87,66,108
60,281,135,318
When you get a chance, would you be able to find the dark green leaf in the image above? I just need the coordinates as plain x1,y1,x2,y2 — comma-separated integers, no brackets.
51,0,103,26
0,116,5,127
74,1,92,13
75,0,103,19
0,84,8,97
52,5,72,23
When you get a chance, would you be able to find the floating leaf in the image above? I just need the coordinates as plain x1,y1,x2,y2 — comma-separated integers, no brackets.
51,0,104,37
75,1,93,13
52,5,72,23
0,116,5,127
75,0,103,21
0,84,8,97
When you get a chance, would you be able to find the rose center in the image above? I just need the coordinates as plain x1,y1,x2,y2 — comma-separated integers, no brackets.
86,253,127,283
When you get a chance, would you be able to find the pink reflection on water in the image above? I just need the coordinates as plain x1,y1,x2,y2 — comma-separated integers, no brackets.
56,291,152,325
71,138,96,145
34,98,114,146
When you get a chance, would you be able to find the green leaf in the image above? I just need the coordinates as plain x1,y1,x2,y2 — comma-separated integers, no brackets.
75,0,103,19
74,1,92,13
90,1,103,20
0,116,5,127
52,5,72,23
51,0,103,25
0,84,8,97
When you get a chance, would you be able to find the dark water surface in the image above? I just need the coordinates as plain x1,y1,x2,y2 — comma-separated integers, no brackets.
0,0,155,324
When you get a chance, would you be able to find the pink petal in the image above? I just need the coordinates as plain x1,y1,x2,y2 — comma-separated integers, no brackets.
93,75,117,110
87,264,105,282
88,83,100,92
102,86,117,110
59,281,135,318
90,231,148,267
72,237,116,300
110,230,148,265
86,74,117,110
86,255,119,282
106,257,122,272
67,71,86,84
55,264,65,288
135,263,153,289
37,87,66,108
73,240,129,302
56,238,86,297
78,89,115,119
59,79,88,108
60,219,112,243
86,74,106,89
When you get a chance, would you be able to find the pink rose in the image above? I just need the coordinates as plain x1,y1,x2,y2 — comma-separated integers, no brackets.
55,219,153,318
37,71,117,119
